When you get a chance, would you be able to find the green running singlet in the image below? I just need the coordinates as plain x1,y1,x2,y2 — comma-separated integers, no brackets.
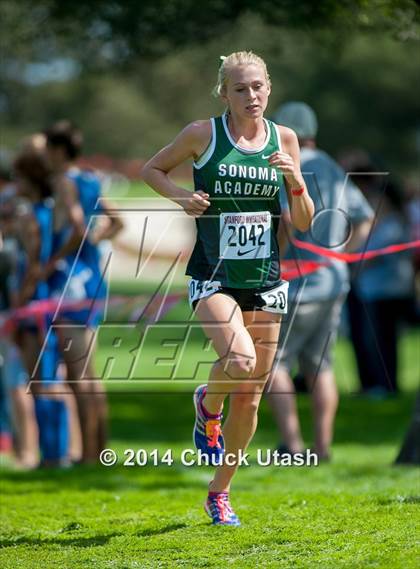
186,112,285,288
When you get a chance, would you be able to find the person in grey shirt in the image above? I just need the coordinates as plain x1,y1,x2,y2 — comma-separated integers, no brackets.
266,102,373,460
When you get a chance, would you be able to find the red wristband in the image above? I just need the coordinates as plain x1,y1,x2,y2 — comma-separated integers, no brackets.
291,187,305,196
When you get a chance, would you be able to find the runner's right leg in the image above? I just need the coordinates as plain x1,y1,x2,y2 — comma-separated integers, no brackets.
193,292,258,525
195,293,257,415
209,309,281,494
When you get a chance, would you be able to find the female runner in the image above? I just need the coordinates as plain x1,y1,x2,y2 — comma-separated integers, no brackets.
142,51,314,525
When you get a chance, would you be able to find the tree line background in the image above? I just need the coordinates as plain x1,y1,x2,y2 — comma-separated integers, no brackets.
1,0,419,181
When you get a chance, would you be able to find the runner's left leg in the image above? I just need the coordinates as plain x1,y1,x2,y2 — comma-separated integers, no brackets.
209,310,281,493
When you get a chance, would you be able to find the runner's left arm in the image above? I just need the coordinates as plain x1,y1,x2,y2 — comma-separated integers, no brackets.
270,126,314,232
276,209,293,257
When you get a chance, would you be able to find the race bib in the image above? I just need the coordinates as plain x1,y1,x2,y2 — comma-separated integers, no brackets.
188,279,222,306
219,211,271,260
258,280,289,314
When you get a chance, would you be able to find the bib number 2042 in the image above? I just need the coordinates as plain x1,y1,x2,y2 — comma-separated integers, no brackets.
227,223,265,248
220,211,271,260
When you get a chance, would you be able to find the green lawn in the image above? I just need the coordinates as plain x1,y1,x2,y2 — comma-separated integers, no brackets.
106,180,192,200
1,290,419,568
1,386,419,568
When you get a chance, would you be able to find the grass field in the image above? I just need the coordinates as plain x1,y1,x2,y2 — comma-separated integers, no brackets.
1,290,419,568
104,180,191,200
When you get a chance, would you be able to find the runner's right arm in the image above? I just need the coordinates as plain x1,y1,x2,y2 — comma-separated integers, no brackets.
142,121,212,217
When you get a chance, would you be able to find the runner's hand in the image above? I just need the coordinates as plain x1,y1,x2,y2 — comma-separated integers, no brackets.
266,152,299,185
182,190,210,217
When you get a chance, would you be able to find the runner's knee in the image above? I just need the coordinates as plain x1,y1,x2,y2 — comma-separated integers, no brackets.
221,353,256,379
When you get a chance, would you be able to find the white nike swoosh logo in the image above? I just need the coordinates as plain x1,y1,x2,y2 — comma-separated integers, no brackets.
261,154,271,159
237,248,256,257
